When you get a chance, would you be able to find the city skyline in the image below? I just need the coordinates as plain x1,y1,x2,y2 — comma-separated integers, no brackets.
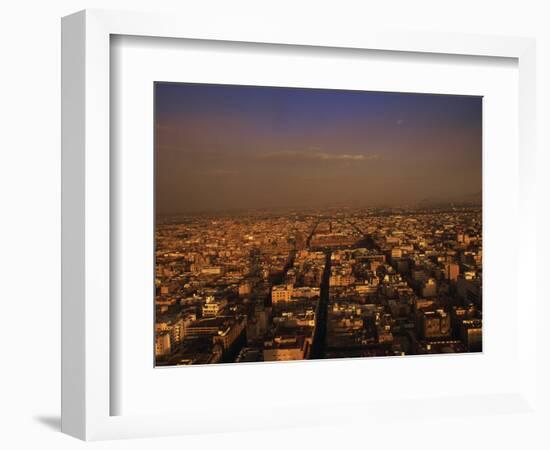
155,83,482,215
154,83,482,367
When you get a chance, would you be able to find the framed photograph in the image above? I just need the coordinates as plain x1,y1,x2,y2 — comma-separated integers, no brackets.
62,9,538,441
153,81,483,367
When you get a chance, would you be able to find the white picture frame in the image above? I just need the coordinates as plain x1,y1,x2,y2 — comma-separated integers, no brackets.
61,9,538,441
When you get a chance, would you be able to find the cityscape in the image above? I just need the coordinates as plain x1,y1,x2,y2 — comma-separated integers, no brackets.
154,83,482,366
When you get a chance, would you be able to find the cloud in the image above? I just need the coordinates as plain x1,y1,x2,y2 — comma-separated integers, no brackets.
258,150,379,162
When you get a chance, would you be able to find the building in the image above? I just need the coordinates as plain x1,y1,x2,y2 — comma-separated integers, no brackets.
391,247,403,259
235,347,262,363
201,266,223,275
155,331,171,357
422,278,437,297
202,296,228,317
329,272,355,287
421,309,451,339
445,262,460,282
213,317,246,350
271,284,293,303
291,287,320,299
183,315,247,361
412,268,426,283
238,281,252,297
461,319,483,351
457,277,482,308
174,312,197,342
264,333,311,361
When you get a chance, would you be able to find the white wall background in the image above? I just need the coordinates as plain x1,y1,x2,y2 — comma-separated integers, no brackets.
0,1,548,449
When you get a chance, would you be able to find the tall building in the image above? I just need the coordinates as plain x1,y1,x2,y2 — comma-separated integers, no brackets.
421,310,451,339
445,262,460,282
155,331,171,357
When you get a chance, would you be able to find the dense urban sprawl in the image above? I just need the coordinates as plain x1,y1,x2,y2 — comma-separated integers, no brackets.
155,207,482,365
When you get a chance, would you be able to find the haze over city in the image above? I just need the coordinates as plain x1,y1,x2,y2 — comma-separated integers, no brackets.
155,83,482,215
154,83,483,367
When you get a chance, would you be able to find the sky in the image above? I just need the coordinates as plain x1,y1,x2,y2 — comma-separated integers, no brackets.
155,82,482,215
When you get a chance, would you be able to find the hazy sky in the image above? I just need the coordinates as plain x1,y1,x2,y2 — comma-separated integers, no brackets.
155,82,481,215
